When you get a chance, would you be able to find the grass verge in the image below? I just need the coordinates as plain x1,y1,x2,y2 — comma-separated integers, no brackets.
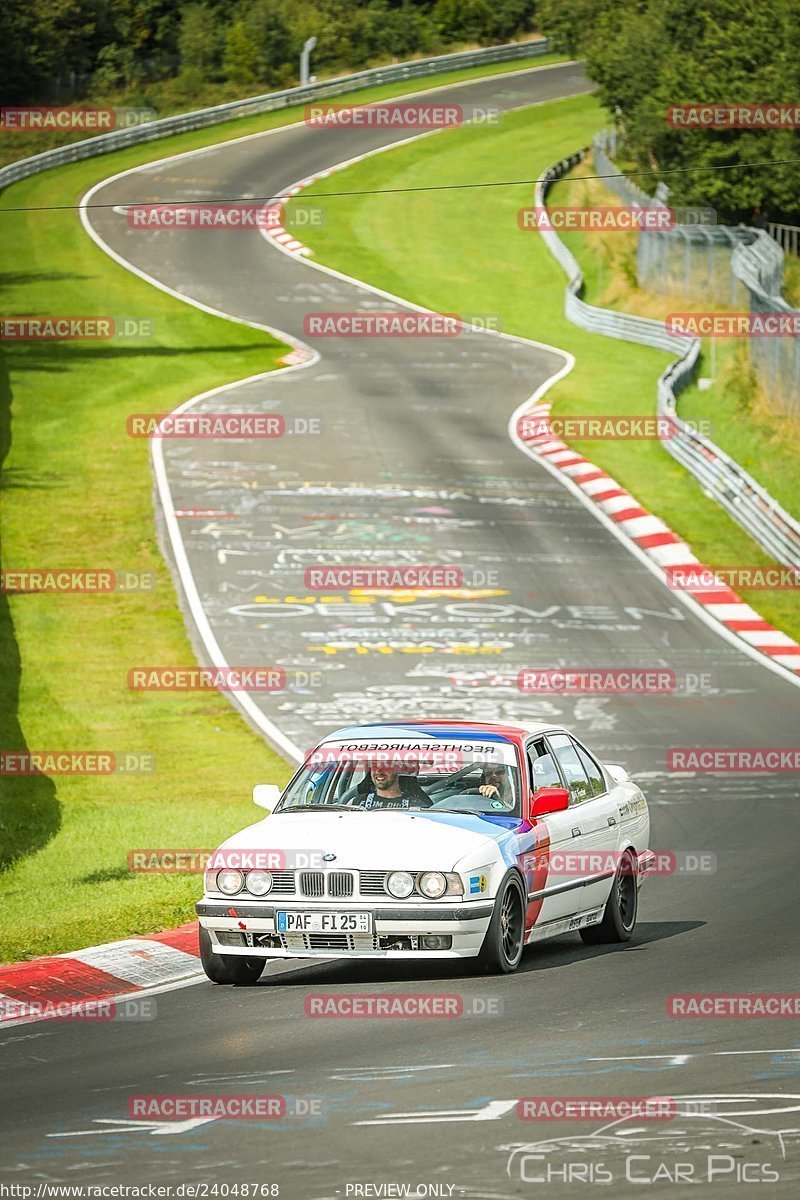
288,93,800,639
0,172,292,964
0,59,577,962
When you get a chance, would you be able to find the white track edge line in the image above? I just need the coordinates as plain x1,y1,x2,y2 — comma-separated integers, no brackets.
81,75,799,703
263,136,800,691
76,80,592,763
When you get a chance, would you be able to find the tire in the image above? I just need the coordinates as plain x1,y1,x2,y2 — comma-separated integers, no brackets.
199,925,265,985
476,872,526,974
580,848,638,944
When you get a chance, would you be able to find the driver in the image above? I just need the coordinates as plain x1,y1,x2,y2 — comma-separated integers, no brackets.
477,763,512,804
360,765,433,810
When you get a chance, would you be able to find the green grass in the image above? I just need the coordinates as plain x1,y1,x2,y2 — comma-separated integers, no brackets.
0,173,295,963
0,50,567,170
288,92,800,640
783,255,800,306
0,61,583,963
678,343,800,522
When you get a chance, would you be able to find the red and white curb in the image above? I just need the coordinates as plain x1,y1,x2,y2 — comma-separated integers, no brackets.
263,195,313,257
263,165,346,259
261,139,800,685
0,922,202,1027
517,398,800,676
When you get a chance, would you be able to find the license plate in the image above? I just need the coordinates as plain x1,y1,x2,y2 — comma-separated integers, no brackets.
277,911,372,933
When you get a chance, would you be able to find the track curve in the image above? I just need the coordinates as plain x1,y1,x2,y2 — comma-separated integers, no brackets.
2,61,799,1197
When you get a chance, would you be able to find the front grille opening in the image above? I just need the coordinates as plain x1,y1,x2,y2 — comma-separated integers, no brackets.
359,871,389,896
379,935,417,951
377,935,453,951
263,870,295,895
308,933,353,951
299,871,324,897
216,930,247,948
253,933,282,948
329,870,354,897
279,932,380,952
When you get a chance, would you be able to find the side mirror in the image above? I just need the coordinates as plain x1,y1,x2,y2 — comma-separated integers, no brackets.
253,783,280,811
530,786,570,818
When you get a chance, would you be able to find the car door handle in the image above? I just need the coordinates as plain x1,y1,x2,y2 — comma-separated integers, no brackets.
571,827,582,838
608,816,617,826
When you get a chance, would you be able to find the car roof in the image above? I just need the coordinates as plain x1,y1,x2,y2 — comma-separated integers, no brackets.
319,720,559,744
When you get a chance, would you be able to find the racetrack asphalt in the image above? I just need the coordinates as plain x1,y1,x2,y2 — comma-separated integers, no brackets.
2,62,798,1197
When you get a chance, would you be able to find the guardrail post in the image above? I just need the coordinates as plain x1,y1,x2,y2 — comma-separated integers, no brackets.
535,136,800,568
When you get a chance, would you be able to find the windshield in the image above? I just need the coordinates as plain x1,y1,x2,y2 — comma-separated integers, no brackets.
276,739,521,816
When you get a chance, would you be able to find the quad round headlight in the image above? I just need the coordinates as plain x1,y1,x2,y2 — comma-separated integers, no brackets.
386,870,415,899
246,870,273,896
216,868,244,895
418,871,447,899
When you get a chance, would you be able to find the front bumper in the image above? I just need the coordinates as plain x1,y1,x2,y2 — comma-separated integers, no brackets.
196,897,494,959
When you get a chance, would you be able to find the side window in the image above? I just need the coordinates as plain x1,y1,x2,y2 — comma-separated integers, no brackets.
527,739,562,792
549,733,592,805
573,741,606,797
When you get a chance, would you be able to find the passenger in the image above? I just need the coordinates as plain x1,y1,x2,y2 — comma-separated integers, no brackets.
358,765,433,809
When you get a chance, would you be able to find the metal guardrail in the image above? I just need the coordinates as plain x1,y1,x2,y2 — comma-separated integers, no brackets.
594,132,800,416
768,222,800,257
0,39,551,193
535,149,800,570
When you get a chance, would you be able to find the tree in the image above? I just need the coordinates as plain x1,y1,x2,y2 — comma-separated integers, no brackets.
244,0,292,84
538,0,800,224
223,17,260,85
535,0,600,57
178,4,222,73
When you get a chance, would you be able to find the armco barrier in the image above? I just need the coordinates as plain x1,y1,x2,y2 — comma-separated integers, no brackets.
535,149,800,570
0,39,551,193
594,131,799,416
